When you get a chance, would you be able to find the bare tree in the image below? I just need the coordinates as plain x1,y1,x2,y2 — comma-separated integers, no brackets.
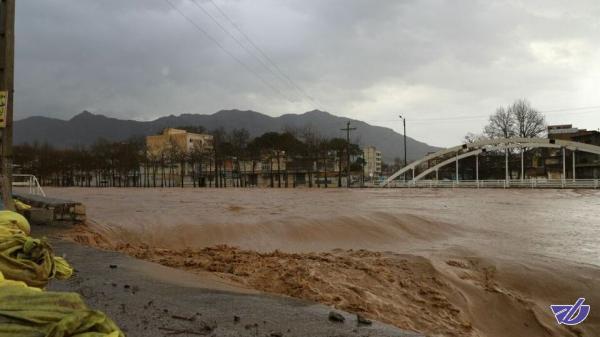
300,125,321,188
463,132,488,144
484,107,515,139
480,99,546,180
510,99,546,138
484,99,546,139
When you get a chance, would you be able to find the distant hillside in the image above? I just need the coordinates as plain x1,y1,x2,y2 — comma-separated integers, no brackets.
14,110,441,161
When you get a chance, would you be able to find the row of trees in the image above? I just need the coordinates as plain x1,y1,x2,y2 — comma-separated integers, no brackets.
14,127,363,188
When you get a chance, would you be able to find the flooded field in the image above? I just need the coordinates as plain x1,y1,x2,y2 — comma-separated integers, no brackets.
48,187,600,337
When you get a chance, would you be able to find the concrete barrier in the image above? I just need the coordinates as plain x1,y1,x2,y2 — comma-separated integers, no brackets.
13,192,86,225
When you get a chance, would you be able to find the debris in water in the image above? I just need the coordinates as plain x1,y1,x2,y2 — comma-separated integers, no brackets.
328,311,345,323
357,314,372,326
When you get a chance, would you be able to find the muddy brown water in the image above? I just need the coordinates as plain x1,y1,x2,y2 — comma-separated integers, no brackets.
47,187,600,337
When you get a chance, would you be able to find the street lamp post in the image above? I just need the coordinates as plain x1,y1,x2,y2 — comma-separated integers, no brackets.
399,115,407,181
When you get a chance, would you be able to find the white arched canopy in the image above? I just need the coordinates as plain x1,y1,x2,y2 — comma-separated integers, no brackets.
382,138,600,187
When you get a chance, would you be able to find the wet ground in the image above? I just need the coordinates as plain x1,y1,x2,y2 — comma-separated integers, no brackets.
43,228,421,337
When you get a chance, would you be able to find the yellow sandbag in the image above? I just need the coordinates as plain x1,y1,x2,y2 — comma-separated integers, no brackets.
13,199,32,212
0,210,31,235
0,226,25,238
0,269,40,290
0,271,124,337
0,233,73,288
54,256,74,280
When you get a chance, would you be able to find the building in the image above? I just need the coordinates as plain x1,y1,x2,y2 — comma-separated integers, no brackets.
547,124,581,140
547,124,600,144
546,124,600,179
571,130,600,179
146,128,213,156
363,146,382,178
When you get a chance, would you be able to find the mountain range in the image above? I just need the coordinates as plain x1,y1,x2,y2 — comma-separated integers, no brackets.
14,110,441,162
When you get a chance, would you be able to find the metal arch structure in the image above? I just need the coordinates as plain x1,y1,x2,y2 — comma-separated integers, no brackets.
414,149,483,181
412,143,559,181
382,137,600,187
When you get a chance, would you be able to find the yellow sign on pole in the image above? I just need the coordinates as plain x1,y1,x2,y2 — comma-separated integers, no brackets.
0,91,7,128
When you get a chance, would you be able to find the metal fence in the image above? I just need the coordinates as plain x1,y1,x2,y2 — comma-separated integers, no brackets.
12,174,46,196
386,179,600,189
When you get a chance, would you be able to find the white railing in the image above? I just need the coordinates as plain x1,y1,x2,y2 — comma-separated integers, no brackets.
387,179,600,189
12,174,46,196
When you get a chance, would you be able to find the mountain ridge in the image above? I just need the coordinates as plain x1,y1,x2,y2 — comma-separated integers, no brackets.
15,110,441,161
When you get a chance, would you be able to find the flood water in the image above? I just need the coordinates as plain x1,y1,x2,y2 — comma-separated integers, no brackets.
45,187,600,266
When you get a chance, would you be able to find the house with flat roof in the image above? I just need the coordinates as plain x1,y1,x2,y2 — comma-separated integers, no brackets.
146,128,213,157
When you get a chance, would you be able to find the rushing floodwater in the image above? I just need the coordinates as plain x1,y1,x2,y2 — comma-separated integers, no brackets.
45,187,600,266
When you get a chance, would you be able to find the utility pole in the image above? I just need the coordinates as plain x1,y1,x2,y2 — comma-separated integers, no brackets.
398,115,407,167
0,0,15,210
399,115,407,181
340,121,356,188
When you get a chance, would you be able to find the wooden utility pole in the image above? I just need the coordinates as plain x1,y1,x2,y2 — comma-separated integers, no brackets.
0,0,15,210
340,121,356,188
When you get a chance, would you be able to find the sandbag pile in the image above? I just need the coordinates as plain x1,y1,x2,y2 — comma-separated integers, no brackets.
0,271,123,337
0,210,72,288
0,209,124,337
14,199,32,212
0,210,31,235
0,232,73,288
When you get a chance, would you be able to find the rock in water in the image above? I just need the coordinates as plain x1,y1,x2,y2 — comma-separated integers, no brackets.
357,314,372,326
328,311,345,323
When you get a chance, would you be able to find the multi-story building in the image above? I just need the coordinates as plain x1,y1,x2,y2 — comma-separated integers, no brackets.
547,124,581,140
146,128,213,156
546,124,600,179
144,128,214,185
363,146,382,178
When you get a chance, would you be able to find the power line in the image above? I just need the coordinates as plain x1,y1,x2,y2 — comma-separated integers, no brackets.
540,105,600,113
206,0,323,109
367,106,600,124
163,0,294,103
188,0,300,102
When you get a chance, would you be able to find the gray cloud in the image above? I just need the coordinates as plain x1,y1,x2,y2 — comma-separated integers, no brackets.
15,0,600,146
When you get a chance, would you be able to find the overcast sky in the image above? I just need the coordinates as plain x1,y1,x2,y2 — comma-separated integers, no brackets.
15,0,600,146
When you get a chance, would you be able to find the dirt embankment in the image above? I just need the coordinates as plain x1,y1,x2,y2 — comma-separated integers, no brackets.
144,246,474,336
64,223,599,337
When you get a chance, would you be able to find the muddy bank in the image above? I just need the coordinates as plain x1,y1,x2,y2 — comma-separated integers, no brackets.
45,236,418,337
65,224,600,337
